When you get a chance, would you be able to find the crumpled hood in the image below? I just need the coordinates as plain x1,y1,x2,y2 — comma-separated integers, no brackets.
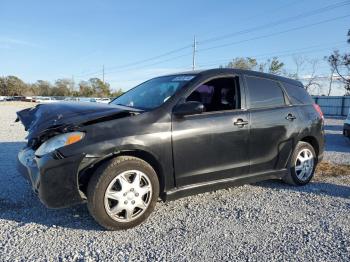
16,102,142,141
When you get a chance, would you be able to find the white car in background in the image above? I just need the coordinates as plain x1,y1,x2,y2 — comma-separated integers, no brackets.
0,96,7,101
343,109,350,139
35,97,58,103
95,98,111,104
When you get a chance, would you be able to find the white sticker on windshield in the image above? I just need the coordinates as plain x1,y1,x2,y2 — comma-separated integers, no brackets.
172,75,195,81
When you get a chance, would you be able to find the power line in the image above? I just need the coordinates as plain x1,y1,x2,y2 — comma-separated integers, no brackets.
196,42,347,68
77,1,304,79
197,0,302,41
197,14,350,53
104,52,193,76
75,2,350,80
199,0,350,45
79,14,347,80
78,38,347,82
77,44,192,78
75,51,194,81
198,46,346,69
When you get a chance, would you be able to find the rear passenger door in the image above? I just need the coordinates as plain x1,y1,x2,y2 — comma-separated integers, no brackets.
245,75,300,174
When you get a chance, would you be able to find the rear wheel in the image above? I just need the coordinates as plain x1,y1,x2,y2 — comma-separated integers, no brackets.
283,141,317,186
87,156,159,230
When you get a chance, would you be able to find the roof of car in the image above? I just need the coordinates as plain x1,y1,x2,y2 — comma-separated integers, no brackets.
163,68,303,87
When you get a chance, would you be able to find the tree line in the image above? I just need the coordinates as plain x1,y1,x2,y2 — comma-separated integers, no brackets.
0,77,123,98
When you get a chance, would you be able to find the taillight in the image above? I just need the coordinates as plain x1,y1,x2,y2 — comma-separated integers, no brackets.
313,103,324,119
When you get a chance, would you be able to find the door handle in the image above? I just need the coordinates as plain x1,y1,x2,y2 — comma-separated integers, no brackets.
286,114,296,121
234,118,249,127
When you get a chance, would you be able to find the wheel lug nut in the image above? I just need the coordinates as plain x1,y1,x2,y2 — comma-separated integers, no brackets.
130,188,134,191
123,193,127,196
131,200,135,204
124,200,128,204
135,193,139,197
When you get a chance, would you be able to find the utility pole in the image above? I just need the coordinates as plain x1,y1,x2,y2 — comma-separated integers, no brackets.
102,65,105,84
192,35,197,71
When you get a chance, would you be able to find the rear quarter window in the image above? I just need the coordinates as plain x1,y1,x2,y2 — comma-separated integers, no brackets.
245,76,285,109
282,82,314,105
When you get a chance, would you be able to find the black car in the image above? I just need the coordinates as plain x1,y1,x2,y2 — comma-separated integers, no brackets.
17,69,324,230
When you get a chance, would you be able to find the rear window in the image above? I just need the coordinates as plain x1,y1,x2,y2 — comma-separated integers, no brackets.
282,82,314,105
245,76,285,109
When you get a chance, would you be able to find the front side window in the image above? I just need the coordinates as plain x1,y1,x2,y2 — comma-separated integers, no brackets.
246,76,285,109
111,75,195,110
186,77,240,112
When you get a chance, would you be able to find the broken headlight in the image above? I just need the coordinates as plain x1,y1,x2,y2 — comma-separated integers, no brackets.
35,132,85,156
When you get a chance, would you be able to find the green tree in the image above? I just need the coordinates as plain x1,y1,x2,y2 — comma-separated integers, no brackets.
0,77,7,95
223,57,258,70
51,78,72,96
79,81,94,97
88,78,111,97
259,57,285,75
0,76,27,96
222,57,284,75
33,80,51,96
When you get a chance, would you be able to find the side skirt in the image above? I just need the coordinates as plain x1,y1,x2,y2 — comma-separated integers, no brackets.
163,169,288,201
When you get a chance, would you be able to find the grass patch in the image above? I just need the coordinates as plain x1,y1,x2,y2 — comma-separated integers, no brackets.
316,161,350,177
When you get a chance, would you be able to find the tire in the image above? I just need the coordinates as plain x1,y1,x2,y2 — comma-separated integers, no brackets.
283,141,317,186
87,156,159,230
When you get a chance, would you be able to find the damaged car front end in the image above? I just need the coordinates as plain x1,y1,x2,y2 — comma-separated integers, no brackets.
16,102,143,208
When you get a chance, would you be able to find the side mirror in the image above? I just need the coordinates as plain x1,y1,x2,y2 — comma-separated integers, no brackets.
173,101,205,116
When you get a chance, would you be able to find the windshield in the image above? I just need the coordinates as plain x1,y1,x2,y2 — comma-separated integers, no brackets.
111,75,196,110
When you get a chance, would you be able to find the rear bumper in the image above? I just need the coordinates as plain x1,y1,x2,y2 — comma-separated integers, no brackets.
343,123,350,138
17,147,86,208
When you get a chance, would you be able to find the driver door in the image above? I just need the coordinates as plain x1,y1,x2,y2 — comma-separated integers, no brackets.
171,75,250,187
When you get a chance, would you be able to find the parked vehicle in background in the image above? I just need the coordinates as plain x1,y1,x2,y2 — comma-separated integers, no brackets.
64,97,97,103
24,96,35,102
0,96,7,101
35,96,58,103
16,68,324,230
64,97,79,102
96,98,111,104
343,109,350,139
12,96,26,101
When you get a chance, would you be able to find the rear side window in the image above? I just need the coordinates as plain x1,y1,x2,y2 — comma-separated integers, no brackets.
245,76,285,109
282,82,314,105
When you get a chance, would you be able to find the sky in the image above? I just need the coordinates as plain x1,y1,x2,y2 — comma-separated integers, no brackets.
0,0,349,94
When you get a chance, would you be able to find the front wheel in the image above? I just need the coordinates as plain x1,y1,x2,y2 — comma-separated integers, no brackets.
283,141,317,186
87,156,159,230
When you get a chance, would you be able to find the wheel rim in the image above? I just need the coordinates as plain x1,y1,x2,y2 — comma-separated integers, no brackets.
104,170,152,222
295,148,314,181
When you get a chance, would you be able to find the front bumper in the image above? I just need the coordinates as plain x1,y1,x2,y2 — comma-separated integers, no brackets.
17,147,86,208
343,123,350,138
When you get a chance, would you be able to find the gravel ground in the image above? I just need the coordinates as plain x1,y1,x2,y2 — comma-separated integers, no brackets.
0,103,349,261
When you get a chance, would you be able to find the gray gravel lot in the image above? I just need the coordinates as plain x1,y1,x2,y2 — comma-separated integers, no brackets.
0,104,349,261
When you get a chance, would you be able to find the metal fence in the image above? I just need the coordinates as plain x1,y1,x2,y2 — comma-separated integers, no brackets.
313,96,350,116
